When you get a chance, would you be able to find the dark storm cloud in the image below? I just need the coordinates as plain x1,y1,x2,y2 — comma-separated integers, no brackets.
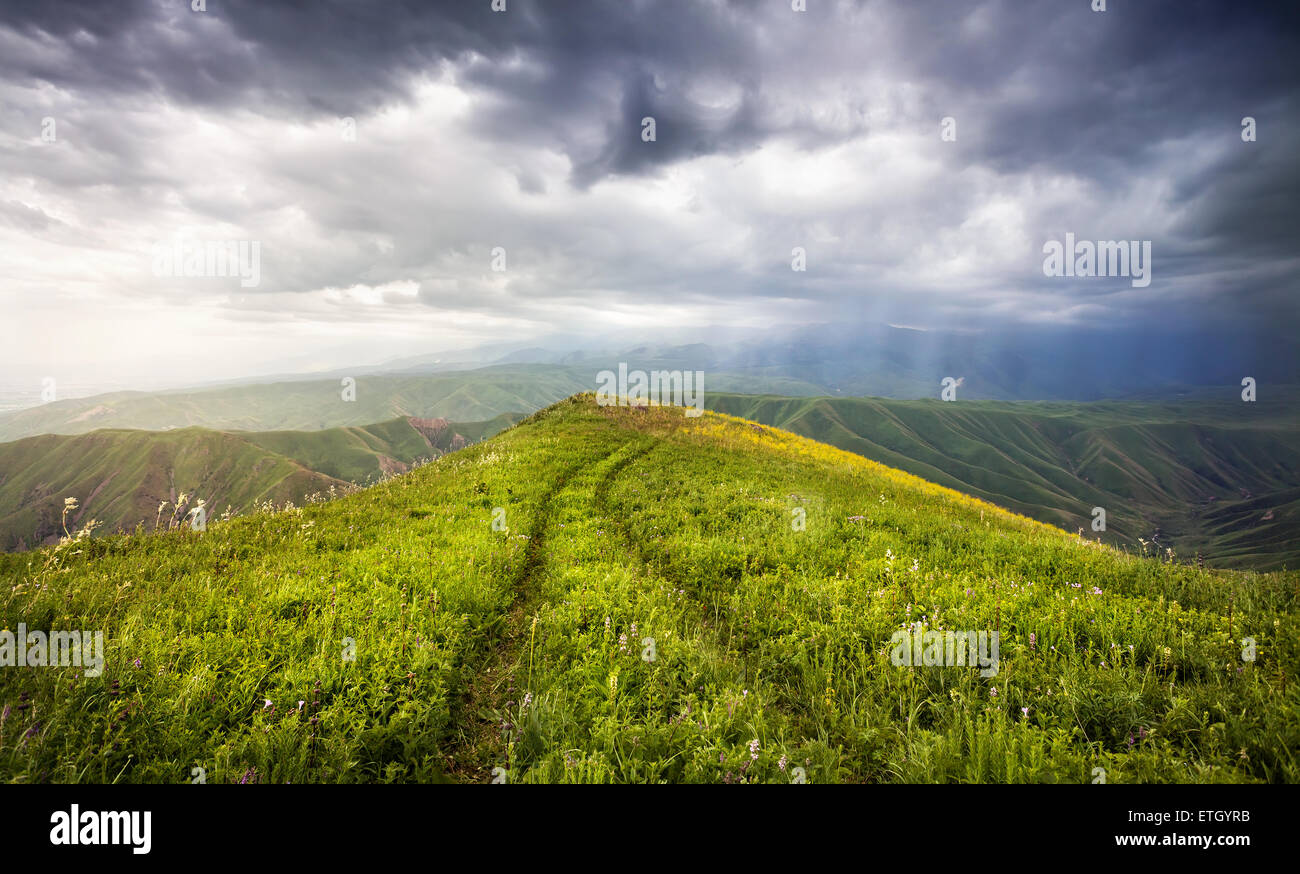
4,1,1293,179
6,0,1296,268
903,0,1300,268
1,0,1296,374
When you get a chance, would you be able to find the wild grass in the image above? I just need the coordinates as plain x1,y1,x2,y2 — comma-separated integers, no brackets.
1,395,1295,783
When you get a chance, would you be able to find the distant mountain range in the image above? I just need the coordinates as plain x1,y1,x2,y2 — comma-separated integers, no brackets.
3,385,1294,568
5,351,1292,445
2,336,1296,568
0,363,828,442
7,321,1296,432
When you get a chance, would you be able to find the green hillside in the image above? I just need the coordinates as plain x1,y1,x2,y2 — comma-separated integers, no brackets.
705,394,1300,571
0,364,829,442
0,414,520,551
17,363,1294,569
242,413,521,483
1,396,1294,784
0,367,581,442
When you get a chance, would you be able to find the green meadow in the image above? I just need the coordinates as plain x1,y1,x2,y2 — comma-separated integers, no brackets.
1,396,1295,783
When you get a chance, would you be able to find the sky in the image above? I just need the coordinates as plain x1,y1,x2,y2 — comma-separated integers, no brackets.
0,0,1296,389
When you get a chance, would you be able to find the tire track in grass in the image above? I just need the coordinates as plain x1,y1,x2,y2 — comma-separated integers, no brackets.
448,407,751,781
594,418,820,758
442,437,625,782
591,433,757,706
593,437,741,628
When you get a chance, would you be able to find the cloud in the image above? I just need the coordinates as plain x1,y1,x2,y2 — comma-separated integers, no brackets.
0,0,1295,385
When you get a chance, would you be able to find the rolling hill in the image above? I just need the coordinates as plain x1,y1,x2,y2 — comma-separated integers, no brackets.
0,396,1295,784
705,394,1300,571
0,413,520,551
0,363,830,443
6,373,1295,569
0,366,584,442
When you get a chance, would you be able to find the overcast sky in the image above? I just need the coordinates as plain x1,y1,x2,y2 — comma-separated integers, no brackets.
1,0,1296,387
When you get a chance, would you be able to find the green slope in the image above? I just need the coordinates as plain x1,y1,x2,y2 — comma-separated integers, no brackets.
241,413,521,483
0,414,521,550
0,364,830,442
704,393,1300,570
0,396,1295,784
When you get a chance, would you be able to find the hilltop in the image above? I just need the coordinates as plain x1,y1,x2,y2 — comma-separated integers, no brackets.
0,396,1295,783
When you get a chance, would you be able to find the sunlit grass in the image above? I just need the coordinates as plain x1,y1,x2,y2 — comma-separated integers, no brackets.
1,395,1295,783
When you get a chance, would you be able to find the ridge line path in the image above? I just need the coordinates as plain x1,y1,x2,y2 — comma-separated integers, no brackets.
442,416,643,781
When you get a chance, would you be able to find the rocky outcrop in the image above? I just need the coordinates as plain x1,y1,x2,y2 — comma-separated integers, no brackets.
408,417,451,448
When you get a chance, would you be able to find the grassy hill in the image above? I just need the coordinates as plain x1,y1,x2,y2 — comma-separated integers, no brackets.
705,394,1300,571
0,396,1294,783
0,414,520,551
13,359,1294,570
